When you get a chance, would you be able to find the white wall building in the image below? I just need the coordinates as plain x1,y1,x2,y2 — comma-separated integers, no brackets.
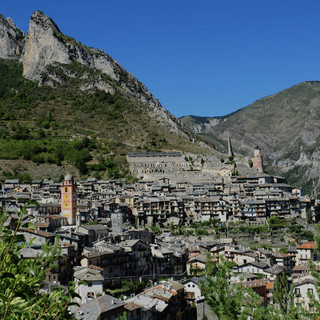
73,266,104,305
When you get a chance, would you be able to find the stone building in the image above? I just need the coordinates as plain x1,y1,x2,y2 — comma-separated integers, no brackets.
252,147,264,173
127,152,192,176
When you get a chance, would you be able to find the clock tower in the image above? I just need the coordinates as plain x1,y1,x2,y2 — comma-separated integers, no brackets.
61,173,77,225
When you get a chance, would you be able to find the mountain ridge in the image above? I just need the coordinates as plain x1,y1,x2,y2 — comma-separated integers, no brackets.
181,81,320,194
0,11,215,181
21,11,187,137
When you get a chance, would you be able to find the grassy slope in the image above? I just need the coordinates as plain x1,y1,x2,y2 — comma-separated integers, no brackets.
0,59,209,182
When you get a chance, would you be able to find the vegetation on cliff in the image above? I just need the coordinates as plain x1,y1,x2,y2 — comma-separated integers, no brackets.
0,58,207,181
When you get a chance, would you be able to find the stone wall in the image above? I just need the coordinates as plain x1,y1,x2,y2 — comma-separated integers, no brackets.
127,152,195,176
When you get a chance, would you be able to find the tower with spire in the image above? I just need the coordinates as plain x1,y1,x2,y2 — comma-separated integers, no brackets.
228,132,234,158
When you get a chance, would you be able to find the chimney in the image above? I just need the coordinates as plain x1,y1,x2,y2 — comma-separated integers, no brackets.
76,209,81,229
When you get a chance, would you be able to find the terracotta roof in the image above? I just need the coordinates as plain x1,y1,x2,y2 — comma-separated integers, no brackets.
21,228,55,238
140,285,163,295
273,252,291,258
243,279,266,288
62,243,74,248
125,302,141,311
297,242,316,250
293,265,310,271
187,254,206,264
266,282,274,290
34,223,49,228
82,252,100,258
45,215,64,219
89,265,104,271
139,285,178,297
168,289,178,296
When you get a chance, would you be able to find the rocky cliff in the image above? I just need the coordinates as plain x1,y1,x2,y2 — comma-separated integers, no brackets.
0,11,216,181
21,11,185,135
0,10,194,139
0,14,24,59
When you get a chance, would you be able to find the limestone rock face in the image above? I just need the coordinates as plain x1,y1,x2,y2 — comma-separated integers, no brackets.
0,14,24,59
21,11,183,134
22,11,70,81
22,11,121,82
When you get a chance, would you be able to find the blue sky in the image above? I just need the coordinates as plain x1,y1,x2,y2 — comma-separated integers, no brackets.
2,1,320,117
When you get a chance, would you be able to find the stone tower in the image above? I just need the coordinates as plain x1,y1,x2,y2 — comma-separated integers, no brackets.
111,210,123,237
61,173,77,225
227,132,234,158
252,146,264,173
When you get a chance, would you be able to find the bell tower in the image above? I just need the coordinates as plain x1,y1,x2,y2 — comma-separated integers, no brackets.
61,173,77,225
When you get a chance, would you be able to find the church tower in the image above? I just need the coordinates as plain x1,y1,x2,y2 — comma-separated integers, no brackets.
61,173,77,225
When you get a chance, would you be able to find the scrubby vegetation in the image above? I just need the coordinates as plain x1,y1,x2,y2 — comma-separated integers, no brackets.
0,58,205,181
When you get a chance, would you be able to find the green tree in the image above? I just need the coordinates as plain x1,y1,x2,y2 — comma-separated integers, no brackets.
273,274,300,319
0,206,79,319
202,255,268,320
120,311,127,320
308,223,320,318
307,209,313,224
121,280,151,295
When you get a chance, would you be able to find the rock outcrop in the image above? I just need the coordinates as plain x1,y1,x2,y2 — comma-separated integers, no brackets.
22,11,119,82
0,14,24,59
0,10,194,137
20,11,186,135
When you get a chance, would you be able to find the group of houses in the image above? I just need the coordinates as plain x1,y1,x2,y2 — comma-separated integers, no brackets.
2,171,320,319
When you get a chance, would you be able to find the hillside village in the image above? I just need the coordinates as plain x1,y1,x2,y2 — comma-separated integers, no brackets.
1,8,320,320
2,148,320,319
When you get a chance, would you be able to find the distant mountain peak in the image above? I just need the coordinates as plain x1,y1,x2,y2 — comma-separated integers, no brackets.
181,81,320,194
30,10,61,33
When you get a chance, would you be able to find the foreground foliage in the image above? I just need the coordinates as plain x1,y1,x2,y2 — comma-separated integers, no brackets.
202,255,302,319
0,207,78,319
202,255,269,320
203,222,320,319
